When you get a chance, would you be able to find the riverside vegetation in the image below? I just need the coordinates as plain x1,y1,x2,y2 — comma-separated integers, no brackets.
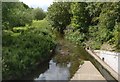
2,1,120,80
2,2,55,79
47,2,120,51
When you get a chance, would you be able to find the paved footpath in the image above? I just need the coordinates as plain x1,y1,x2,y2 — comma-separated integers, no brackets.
86,49,120,82
71,61,106,80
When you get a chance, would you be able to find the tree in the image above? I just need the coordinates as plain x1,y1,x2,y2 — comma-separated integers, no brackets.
87,2,120,50
47,2,71,34
71,2,90,33
86,2,104,25
96,3,120,42
33,8,46,20
2,2,33,30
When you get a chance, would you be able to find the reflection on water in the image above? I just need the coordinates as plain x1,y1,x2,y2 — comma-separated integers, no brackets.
22,60,49,80
34,59,70,80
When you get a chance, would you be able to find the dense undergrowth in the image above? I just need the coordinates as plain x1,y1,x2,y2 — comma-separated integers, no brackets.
65,30,86,46
2,20,56,80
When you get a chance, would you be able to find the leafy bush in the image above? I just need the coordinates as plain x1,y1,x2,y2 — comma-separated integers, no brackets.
12,26,28,33
69,58,84,78
90,41,102,50
112,23,120,50
65,29,86,45
31,20,56,39
2,26,56,80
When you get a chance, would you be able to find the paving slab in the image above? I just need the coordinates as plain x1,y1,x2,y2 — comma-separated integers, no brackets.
71,61,106,80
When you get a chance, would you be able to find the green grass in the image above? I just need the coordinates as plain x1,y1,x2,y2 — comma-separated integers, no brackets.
32,19,51,29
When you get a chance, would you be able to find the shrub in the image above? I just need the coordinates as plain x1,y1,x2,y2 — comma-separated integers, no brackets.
2,26,56,80
65,29,86,45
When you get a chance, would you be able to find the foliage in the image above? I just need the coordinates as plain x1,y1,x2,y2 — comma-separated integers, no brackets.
65,2,120,50
64,2,90,46
47,2,71,34
71,2,90,33
2,2,56,80
86,3,104,25
2,21,56,80
32,20,50,28
113,23,120,49
90,2,120,50
31,20,56,39
12,26,28,33
32,8,46,20
2,2,120,80
65,29,86,45
2,2,34,30
69,60,83,78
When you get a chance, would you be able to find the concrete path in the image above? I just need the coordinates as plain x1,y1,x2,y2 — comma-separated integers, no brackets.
86,49,120,82
71,61,106,80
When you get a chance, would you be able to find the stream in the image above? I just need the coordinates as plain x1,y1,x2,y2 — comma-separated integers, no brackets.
23,34,117,81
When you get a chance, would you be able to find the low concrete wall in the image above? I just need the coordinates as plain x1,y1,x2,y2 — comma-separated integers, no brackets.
94,50,120,75
94,50,120,56
86,49,120,82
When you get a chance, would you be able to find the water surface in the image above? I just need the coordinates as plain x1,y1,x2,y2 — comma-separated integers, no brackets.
34,59,70,80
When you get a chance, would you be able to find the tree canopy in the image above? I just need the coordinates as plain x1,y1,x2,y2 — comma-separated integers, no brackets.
2,2,33,30
47,2,71,34
32,8,46,20
71,2,90,33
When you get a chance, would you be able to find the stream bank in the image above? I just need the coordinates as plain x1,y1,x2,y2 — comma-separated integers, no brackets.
20,34,118,81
